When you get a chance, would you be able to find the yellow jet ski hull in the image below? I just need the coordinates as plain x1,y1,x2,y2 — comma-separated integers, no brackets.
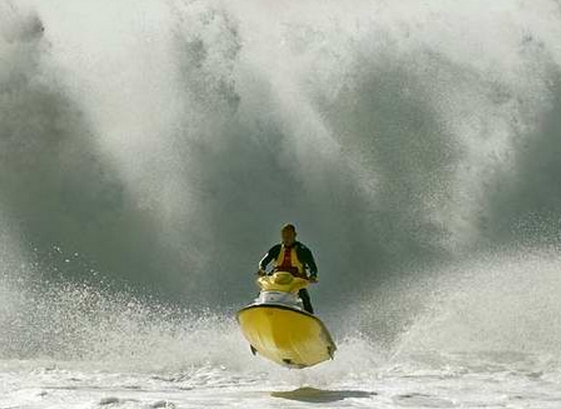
237,304,336,368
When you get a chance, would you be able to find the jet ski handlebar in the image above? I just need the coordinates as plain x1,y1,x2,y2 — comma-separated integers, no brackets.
256,269,316,283
255,271,313,294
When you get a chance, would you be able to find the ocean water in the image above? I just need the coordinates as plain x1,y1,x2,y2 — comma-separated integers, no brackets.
1,0,561,407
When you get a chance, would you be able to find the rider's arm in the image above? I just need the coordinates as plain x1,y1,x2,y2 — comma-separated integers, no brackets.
258,245,280,271
258,253,272,271
303,247,318,278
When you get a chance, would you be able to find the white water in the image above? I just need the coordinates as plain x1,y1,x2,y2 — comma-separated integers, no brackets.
2,252,561,408
2,0,561,407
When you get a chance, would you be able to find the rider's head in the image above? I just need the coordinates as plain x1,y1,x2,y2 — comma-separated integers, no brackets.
281,223,297,246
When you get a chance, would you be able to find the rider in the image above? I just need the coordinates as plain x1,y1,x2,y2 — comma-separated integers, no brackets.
258,223,318,313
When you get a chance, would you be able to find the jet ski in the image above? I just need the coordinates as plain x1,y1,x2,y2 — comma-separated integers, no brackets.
236,271,337,369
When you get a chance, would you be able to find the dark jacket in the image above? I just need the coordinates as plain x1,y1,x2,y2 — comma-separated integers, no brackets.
259,241,318,278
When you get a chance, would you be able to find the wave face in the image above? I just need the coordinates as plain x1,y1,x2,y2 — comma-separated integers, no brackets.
1,0,561,367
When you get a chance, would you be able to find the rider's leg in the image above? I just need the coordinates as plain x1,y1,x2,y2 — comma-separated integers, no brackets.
298,288,314,314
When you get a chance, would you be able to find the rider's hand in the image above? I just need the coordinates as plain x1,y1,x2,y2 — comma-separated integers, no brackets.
308,275,318,283
257,269,266,277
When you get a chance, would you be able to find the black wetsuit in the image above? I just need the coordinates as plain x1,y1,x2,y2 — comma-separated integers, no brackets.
258,241,318,314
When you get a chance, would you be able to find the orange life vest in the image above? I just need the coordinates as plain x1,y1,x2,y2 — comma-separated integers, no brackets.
273,244,306,278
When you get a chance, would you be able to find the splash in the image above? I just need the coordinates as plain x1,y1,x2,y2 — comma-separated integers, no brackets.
395,250,561,356
0,0,561,374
